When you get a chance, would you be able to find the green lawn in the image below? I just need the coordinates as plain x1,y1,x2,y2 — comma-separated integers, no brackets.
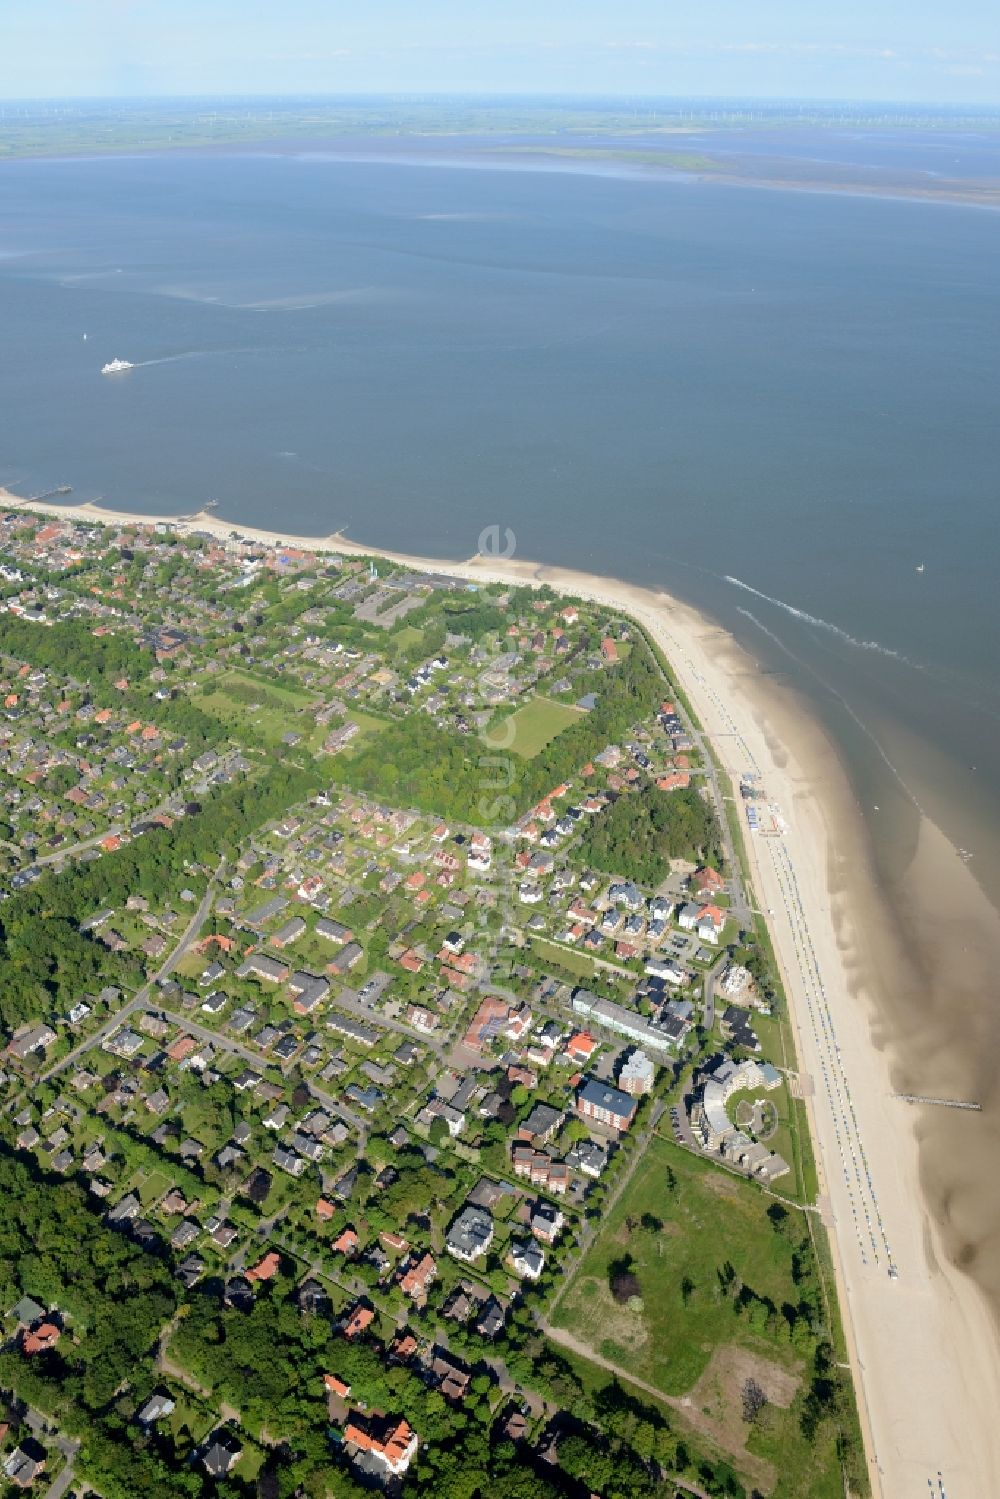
530,935,600,981
390,624,424,653
136,1168,171,1207
196,670,319,748
485,695,584,759
554,1137,802,1394
235,1447,265,1482
167,1395,215,1447
552,1136,851,1497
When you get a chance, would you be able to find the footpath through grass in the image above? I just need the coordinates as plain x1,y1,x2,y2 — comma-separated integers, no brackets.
552,1135,852,1497
554,1136,803,1394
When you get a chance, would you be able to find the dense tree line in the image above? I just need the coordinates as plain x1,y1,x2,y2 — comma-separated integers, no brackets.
172,1291,499,1494
577,784,723,884
0,758,321,1034
1,616,224,751
0,1151,254,1498
336,632,667,825
335,712,499,824
0,1148,176,1416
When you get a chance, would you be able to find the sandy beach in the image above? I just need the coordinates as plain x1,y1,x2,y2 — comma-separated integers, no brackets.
6,491,1000,1495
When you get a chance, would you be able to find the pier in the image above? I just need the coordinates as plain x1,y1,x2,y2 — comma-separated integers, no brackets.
894,1094,982,1112
28,485,72,501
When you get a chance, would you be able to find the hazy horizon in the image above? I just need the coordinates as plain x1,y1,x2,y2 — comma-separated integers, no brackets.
5,91,1000,110
4,0,999,107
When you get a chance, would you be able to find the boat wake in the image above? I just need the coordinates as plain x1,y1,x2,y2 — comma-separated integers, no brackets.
724,574,916,666
132,348,260,369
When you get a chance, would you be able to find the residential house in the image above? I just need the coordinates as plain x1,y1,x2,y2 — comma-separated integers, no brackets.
446,1205,494,1263
343,1412,418,1477
576,1077,638,1134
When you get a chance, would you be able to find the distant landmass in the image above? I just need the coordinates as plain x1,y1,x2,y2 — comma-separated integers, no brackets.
3,95,1000,205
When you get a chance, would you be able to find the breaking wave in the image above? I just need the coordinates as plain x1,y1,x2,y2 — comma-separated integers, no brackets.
735,607,926,812
724,575,915,664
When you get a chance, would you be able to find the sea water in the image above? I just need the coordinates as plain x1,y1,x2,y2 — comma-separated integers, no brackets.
1,145,999,906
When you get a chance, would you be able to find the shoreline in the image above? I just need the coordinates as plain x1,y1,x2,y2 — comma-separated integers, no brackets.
6,490,1000,1494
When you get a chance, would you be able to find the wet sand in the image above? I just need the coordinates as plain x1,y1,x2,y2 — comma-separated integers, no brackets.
6,492,1000,1494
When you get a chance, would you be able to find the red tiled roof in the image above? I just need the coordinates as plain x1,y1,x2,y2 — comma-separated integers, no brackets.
246,1251,281,1283
566,1031,596,1059
23,1322,61,1356
343,1304,374,1338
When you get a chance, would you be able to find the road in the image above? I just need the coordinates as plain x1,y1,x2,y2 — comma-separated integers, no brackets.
22,1407,79,1499
35,821,125,868
139,1001,367,1134
330,984,448,1056
43,1462,77,1499
37,860,226,1087
702,950,729,1032
29,751,247,874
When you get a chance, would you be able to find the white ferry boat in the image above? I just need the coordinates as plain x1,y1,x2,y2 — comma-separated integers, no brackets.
101,357,134,375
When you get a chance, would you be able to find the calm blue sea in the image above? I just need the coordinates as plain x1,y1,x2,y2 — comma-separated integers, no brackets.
2,147,999,899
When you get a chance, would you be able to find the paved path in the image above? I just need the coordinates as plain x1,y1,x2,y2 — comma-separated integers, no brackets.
43,1462,77,1499
702,950,728,1032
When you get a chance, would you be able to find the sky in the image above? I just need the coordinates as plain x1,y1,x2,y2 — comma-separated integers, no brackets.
2,0,999,105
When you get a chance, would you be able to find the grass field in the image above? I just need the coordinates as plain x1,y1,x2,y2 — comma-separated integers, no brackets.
486,695,583,759
530,935,600,980
335,710,390,754
196,670,319,748
389,624,424,653
554,1136,802,1394
552,1135,848,1496
136,1168,171,1207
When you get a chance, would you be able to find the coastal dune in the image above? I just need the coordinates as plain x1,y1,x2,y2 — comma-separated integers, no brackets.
5,492,1000,1495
